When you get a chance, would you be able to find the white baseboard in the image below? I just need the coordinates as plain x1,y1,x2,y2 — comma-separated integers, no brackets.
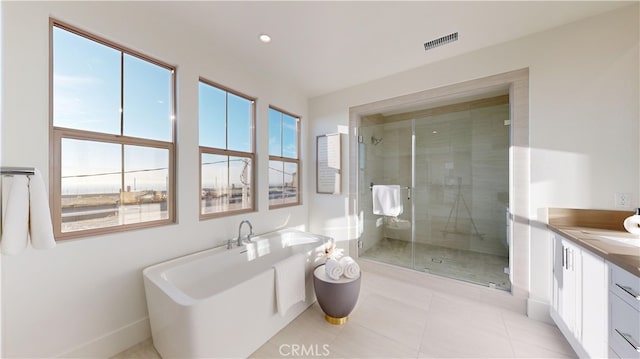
57,317,150,358
527,298,553,324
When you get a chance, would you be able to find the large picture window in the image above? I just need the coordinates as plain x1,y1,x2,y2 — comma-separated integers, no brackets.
199,79,255,218
50,19,176,239
268,106,300,208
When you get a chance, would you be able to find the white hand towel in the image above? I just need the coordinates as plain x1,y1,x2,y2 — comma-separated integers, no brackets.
339,256,360,279
372,185,403,217
1,176,30,255
28,169,56,249
274,253,306,316
325,258,344,280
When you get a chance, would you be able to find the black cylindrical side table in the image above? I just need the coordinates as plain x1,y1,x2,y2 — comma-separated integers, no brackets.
313,264,361,325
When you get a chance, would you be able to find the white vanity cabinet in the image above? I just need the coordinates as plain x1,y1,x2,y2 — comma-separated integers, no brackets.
551,233,607,358
609,262,640,359
552,236,578,335
581,248,607,358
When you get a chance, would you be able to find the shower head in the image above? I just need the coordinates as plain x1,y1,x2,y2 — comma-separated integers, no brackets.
371,136,383,146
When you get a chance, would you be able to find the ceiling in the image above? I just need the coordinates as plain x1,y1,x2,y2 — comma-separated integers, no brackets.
151,1,633,98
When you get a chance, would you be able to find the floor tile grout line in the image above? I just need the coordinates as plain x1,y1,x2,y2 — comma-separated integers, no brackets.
498,308,518,358
348,292,430,354
499,308,579,358
338,321,421,358
416,292,435,358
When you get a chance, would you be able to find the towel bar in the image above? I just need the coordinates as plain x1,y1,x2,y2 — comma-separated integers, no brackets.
1,167,35,176
369,182,411,200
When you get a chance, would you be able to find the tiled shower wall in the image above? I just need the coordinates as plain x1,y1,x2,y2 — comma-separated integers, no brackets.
360,103,509,257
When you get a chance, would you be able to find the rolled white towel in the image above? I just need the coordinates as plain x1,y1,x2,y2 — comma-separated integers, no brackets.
325,258,344,280
340,256,360,279
623,211,640,235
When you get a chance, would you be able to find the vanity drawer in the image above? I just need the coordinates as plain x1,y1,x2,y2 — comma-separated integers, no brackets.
610,263,640,311
610,293,640,359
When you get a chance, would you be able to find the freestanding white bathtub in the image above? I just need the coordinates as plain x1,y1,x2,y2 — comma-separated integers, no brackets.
143,229,329,358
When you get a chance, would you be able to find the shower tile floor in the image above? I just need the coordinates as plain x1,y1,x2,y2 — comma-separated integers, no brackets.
113,270,575,359
361,237,511,291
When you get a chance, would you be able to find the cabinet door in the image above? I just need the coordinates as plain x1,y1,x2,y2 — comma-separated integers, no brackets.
580,248,606,358
562,239,578,334
551,233,609,358
552,235,577,333
552,235,562,312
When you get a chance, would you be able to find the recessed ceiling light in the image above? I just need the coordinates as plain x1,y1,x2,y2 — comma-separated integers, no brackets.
259,34,271,43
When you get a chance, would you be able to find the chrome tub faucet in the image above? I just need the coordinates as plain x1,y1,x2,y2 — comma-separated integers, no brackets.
237,220,254,246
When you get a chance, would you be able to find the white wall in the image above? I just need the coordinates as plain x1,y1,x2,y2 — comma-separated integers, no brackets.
0,2,4,356
308,4,639,320
1,2,309,357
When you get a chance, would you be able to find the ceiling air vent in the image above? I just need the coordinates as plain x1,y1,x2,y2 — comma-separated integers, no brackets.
424,32,458,51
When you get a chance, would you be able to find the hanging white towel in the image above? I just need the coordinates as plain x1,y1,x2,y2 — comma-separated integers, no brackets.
1,169,56,255
372,185,403,217
339,256,360,279
28,169,56,250
273,253,306,316
1,176,30,255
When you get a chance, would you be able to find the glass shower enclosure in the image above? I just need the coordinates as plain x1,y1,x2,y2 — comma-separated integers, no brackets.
357,96,511,291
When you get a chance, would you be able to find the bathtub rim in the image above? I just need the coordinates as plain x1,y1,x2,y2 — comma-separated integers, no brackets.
143,228,331,306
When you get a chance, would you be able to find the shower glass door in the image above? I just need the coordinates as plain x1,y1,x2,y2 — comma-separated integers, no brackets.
358,119,414,270
358,97,511,291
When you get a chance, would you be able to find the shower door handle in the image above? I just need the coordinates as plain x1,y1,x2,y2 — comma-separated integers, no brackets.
407,188,411,200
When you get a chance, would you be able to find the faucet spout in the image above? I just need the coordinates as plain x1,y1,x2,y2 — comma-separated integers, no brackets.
237,220,254,246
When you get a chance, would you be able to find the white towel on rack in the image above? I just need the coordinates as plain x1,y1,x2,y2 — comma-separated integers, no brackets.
372,185,403,217
273,253,306,316
28,169,56,250
1,176,30,255
1,169,56,255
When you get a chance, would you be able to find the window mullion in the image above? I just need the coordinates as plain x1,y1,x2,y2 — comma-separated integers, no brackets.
119,53,125,218
120,52,124,136
120,144,125,222
227,156,231,208
281,160,286,203
280,113,284,157
225,92,229,150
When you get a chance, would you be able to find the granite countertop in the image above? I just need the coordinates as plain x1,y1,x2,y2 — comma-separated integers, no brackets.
547,224,640,277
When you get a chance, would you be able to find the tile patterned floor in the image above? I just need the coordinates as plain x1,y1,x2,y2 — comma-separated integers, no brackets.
362,237,511,291
113,270,575,359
